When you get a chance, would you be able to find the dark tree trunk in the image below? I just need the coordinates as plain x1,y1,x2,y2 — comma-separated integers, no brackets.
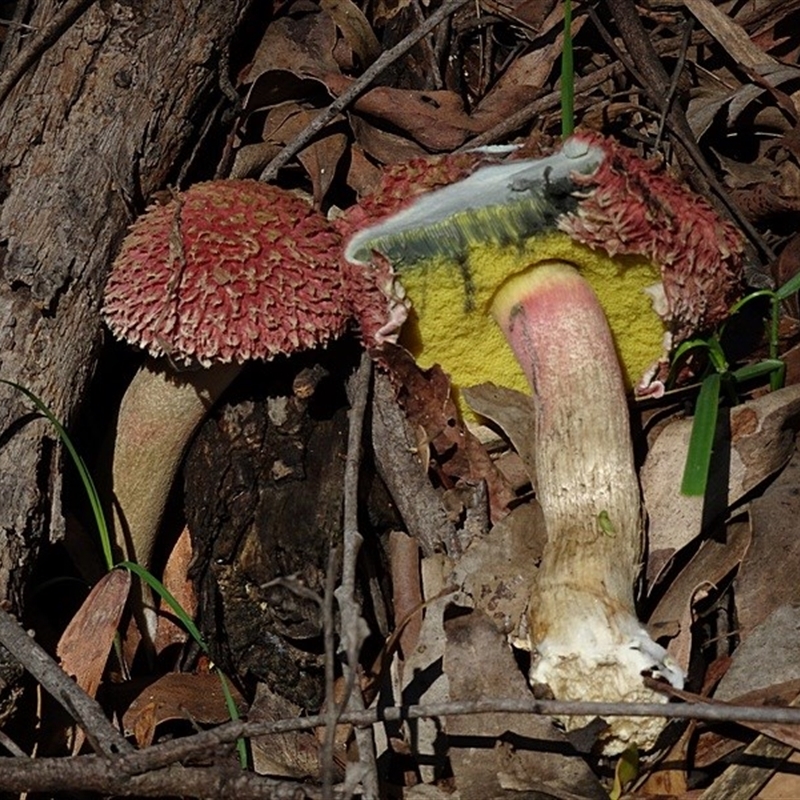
0,0,251,610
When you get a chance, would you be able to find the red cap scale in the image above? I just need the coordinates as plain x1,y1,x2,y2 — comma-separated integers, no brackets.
103,180,348,366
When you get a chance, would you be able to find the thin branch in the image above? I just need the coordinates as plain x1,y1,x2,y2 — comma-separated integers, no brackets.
602,0,775,262
116,693,800,776
0,0,33,73
0,757,330,799
0,0,98,107
333,351,377,799
320,544,340,797
0,607,133,758
259,0,473,182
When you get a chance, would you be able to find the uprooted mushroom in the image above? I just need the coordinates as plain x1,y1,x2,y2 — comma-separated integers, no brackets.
102,179,348,645
345,134,743,407
342,132,744,751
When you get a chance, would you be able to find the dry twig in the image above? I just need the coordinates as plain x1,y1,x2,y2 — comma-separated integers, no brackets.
259,0,473,182
0,607,133,758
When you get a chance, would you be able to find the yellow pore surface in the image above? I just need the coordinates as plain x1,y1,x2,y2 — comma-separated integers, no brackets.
398,231,663,415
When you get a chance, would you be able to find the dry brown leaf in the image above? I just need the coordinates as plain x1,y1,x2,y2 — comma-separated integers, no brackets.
641,384,800,558
245,4,340,79
482,0,558,32
319,0,381,65
343,143,384,197
122,671,245,748
683,0,776,72
471,13,582,128
774,233,800,320
646,518,751,674
349,114,428,168
154,525,197,657
242,69,332,115
451,503,545,639
58,571,130,695
250,682,323,779
57,568,131,695
384,345,516,523
388,530,424,661
461,383,537,487
324,74,480,151
256,104,348,204
443,611,606,799
57,568,131,753
734,444,800,637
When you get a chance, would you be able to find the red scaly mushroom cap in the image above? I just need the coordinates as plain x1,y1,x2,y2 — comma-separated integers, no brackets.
557,132,744,346
337,152,498,347
103,180,347,366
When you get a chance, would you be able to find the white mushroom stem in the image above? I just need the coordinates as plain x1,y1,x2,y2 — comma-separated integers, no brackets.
490,261,683,753
110,359,242,642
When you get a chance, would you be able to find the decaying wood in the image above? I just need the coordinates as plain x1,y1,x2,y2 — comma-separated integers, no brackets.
0,0,252,610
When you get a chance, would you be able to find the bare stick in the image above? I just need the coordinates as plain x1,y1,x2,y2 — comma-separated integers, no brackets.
0,757,331,799
333,351,377,799
259,0,473,182
0,606,133,757
0,0,98,107
602,0,774,261
320,545,340,798
114,691,800,777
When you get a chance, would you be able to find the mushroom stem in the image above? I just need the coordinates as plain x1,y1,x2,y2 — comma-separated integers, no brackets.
110,359,242,639
491,261,682,752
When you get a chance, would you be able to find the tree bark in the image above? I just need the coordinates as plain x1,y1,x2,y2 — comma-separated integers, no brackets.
0,0,252,610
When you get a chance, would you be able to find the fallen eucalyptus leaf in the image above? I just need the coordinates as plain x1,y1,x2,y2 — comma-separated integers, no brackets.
642,384,800,556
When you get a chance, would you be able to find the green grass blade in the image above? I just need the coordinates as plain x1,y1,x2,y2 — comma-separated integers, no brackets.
728,288,775,316
681,372,721,497
120,560,208,653
776,270,800,301
731,359,784,383
217,669,249,767
561,0,574,137
0,379,114,570
121,559,249,766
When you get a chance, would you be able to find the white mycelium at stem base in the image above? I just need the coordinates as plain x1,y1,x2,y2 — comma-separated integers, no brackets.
491,261,683,753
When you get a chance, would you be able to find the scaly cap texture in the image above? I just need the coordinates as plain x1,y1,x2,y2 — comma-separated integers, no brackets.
338,151,505,347
558,132,744,346
104,180,347,366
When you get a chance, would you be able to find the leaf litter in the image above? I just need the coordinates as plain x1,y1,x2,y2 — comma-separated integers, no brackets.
12,0,800,796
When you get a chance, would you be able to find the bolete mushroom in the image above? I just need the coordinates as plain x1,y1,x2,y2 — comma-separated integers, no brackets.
342,133,741,750
344,134,743,408
103,179,347,642
492,261,682,751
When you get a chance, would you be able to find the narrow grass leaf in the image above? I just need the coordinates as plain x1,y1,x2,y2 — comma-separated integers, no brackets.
732,359,784,383
681,372,721,497
729,289,775,316
217,670,250,767
561,0,574,137
776,270,800,301
0,379,114,569
120,560,208,652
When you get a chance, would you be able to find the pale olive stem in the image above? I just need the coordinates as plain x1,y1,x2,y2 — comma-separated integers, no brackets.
491,261,683,753
110,359,242,643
